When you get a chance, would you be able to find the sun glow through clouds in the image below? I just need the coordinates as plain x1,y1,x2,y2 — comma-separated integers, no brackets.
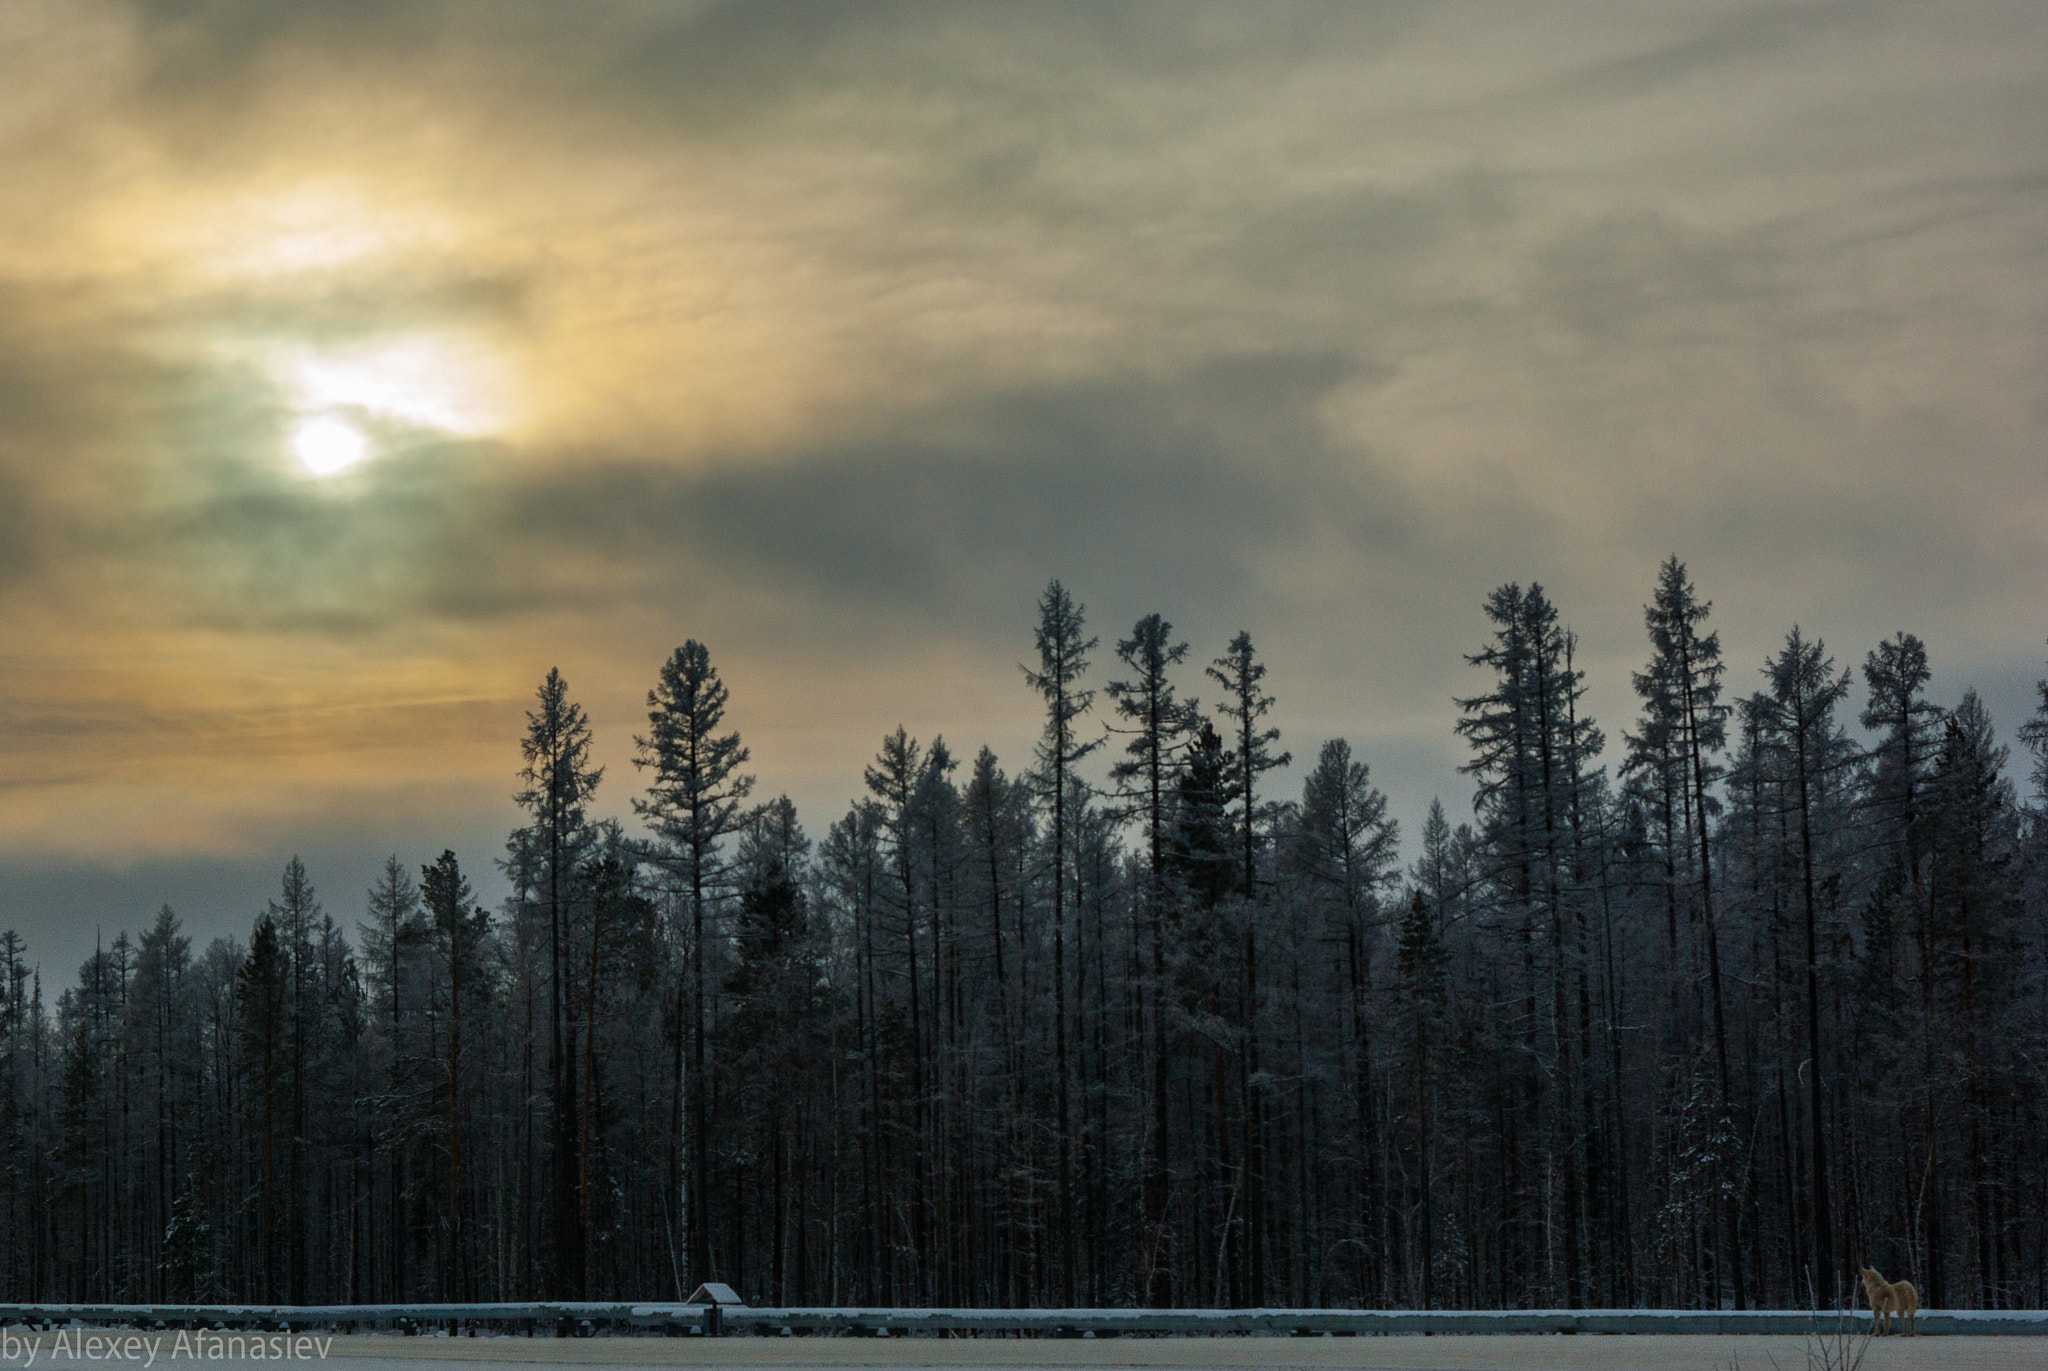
285,336,508,436
291,414,371,476
275,333,513,477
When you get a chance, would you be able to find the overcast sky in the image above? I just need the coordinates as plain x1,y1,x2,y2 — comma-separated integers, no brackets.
3,0,2045,979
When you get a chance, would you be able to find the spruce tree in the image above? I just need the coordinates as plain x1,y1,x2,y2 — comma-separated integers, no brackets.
1290,738,1396,1305
1456,582,1601,1307
1209,633,1291,900
514,667,602,1299
1021,579,1098,1306
1631,557,1743,1306
236,915,288,1300
421,851,489,1298
1207,631,1289,1306
1293,739,1399,915
962,747,1026,1032
1396,889,1447,1308
360,856,422,1298
1862,633,1944,878
1105,612,1197,1306
1761,627,1854,1303
133,906,191,1299
2014,639,2048,805
634,642,750,1290
820,797,892,1299
863,726,933,1292
263,857,322,1304
725,797,815,1305
1926,691,2018,1308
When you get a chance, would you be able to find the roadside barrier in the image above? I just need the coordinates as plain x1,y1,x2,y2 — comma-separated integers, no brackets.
1,1304,2042,1337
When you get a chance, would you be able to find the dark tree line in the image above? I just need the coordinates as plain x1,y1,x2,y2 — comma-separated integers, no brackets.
2,566,2045,1312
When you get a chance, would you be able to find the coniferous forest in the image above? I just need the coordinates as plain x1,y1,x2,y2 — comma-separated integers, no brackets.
4,562,2046,1315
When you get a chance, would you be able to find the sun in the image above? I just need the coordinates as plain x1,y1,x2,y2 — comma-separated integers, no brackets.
274,332,511,478
285,336,507,434
291,414,371,477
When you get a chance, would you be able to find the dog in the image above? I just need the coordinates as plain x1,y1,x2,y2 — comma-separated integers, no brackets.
1860,1266,1919,1336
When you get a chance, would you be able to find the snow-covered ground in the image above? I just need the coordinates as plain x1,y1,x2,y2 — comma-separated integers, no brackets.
304,1332,2031,1371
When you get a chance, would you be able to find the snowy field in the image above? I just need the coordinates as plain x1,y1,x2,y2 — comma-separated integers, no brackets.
296,1333,2030,1371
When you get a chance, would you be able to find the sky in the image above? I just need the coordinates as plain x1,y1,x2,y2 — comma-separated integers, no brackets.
3,0,2046,981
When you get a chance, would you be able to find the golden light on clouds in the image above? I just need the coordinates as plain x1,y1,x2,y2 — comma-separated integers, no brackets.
275,332,517,477
1,0,2044,977
58,166,472,295
280,336,510,438
206,181,461,283
0,600,535,859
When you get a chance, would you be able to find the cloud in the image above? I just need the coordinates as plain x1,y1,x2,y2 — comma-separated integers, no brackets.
0,0,2043,928
117,2,1426,128
503,351,1390,632
0,276,178,598
1550,0,1892,106
0,473,36,591
48,344,1391,643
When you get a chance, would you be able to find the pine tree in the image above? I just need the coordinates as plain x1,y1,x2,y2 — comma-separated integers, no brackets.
56,943,120,1300
820,797,892,1299
1456,582,1602,1307
1290,738,1397,1306
1862,633,1944,877
1857,631,1946,1305
359,856,422,1299
2015,639,2048,806
1631,557,1743,1305
1207,631,1289,1304
725,796,816,1305
159,1185,211,1303
514,667,603,1299
261,857,323,1304
421,851,489,1298
1021,579,1098,1306
131,906,191,1301
1396,888,1447,1307
634,642,751,1292
1105,612,1197,1306
572,826,653,1296
962,746,1028,1037
1209,633,1291,902
1925,692,2019,1307
1168,719,1237,912
1761,627,1854,1303
863,726,933,1292
1294,739,1399,917
236,915,288,1300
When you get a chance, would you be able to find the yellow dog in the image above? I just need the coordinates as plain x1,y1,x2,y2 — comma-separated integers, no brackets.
1860,1266,1919,1336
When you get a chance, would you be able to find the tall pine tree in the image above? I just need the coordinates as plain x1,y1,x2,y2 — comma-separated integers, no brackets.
1022,580,1098,1305
634,642,751,1290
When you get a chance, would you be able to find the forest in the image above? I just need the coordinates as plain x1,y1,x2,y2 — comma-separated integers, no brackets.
1,560,2044,1314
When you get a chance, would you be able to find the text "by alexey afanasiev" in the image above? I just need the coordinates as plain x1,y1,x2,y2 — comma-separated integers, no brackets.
1,1331,335,1365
